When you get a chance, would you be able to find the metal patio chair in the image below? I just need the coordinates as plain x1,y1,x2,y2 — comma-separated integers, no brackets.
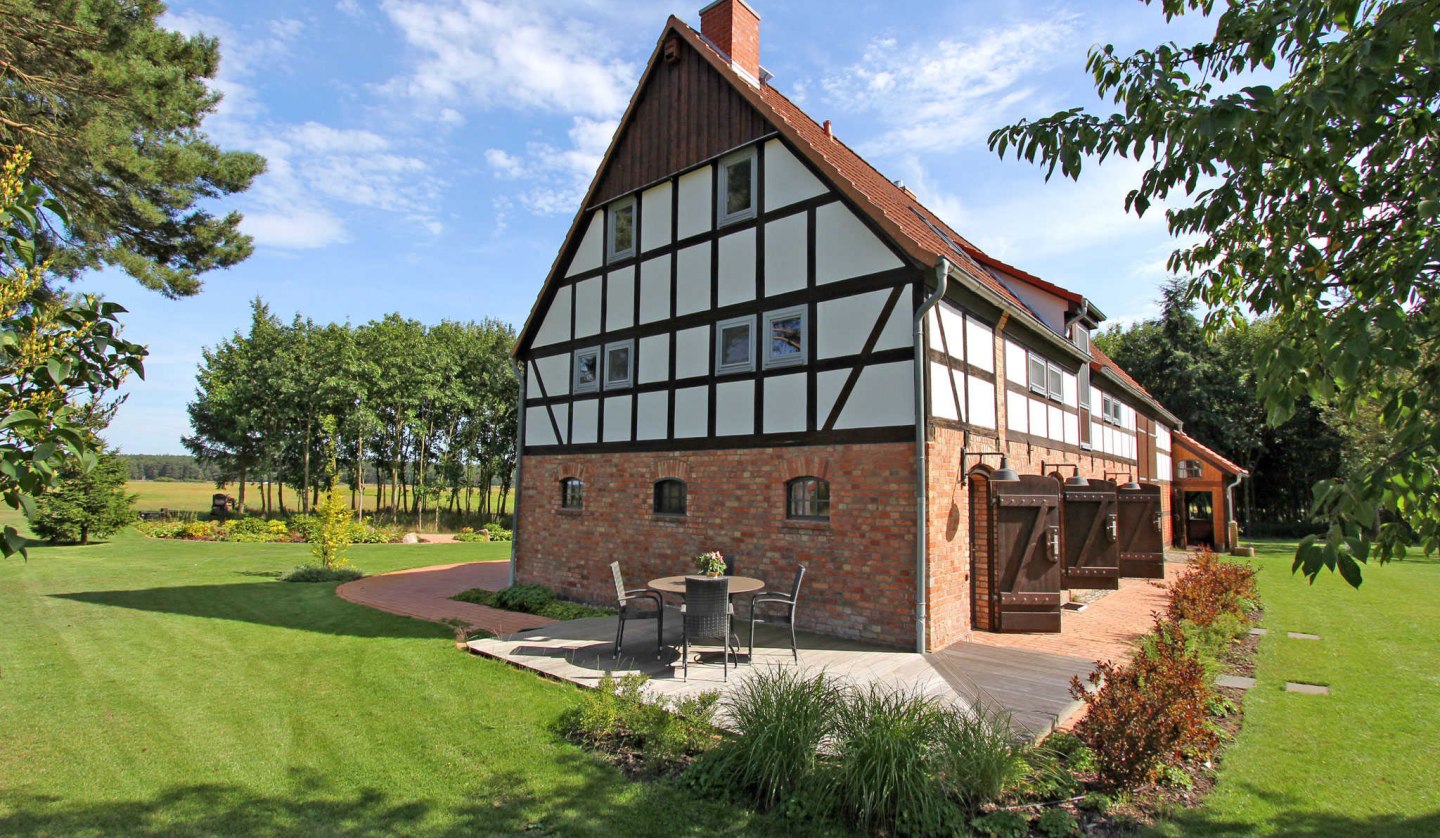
748,564,806,662
610,562,664,660
681,576,737,681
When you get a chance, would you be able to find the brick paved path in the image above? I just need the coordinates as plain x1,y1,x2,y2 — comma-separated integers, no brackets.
337,561,557,636
966,561,1185,664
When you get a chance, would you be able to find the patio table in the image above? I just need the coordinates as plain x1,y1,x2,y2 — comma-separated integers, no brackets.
647,575,765,597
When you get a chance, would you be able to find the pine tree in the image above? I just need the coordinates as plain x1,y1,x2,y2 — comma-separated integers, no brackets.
29,452,137,545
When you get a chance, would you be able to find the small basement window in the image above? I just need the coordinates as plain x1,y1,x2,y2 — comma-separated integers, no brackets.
718,148,756,225
560,477,584,509
763,306,806,369
608,196,636,261
786,477,831,521
1177,459,1203,480
715,314,756,374
604,340,633,389
653,479,687,515
573,346,600,394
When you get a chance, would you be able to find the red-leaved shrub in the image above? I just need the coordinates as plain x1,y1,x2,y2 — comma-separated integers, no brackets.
1166,549,1258,628
1070,619,1220,789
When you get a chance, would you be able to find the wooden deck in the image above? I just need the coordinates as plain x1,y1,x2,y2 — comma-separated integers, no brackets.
467,614,1097,736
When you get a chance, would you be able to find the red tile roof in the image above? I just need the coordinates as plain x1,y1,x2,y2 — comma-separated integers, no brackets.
1173,430,1248,476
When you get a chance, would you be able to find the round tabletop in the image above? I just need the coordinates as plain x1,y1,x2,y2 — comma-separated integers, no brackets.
647,575,765,595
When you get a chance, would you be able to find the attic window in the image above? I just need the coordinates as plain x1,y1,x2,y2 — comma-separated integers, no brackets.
604,340,634,390
718,149,756,225
573,346,600,394
715,314,755,374
608,197,635,261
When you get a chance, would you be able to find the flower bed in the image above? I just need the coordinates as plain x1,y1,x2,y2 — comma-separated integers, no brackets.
134,515,403,544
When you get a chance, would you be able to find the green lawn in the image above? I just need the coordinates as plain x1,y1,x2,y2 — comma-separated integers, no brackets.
1157,540,1440,836
0,531,780,836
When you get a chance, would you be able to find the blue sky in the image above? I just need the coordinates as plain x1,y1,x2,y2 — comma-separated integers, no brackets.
91,0,1215,455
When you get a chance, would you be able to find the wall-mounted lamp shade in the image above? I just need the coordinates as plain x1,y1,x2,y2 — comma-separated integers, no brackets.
1121,477,1142,491
1064,473,1090,488
992,458,1021,483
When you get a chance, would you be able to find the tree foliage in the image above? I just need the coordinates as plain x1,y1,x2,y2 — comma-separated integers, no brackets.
991,0,1440,584
1,148,146,558
0,0,264,296
183,302,518,523
28,449,135,544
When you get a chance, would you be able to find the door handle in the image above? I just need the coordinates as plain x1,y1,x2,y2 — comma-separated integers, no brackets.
1153,512,1163,533
1046,526,1060,562
1105,513,1118,542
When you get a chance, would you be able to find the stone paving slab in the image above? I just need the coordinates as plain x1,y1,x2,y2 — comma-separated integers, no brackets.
1286,682,1331,695
1287,632,1321,640
1249,628,1269,636
337,560,554,636
1217,675,1257,690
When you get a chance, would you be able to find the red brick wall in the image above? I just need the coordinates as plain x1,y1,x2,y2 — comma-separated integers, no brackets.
700,0,761,79
515,442,918,647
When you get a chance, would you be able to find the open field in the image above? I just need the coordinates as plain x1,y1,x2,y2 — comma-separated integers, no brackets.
0,531,786,836
126,480,514,518
1155,540,1440,836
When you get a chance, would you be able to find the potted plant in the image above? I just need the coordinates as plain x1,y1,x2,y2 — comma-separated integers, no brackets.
695,550,726,577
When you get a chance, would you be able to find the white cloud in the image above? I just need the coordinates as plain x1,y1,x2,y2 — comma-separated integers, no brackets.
379,0,641,118
241,208,349,249
482,116,617,215
337,0,364,17
819,17,1078,154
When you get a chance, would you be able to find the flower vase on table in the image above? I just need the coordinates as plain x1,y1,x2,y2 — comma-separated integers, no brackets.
695,550,726,578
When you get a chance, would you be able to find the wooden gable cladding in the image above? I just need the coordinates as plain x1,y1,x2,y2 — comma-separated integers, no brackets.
590,35,772,208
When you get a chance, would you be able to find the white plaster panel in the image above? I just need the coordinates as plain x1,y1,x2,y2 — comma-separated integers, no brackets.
1007,390,1028,433
817,289,885,359
876,298,911,352
815,202,902,284
834,361,913,428
637,333,669,385
930,361,958,420
1090,421,1102,448
570,399,598,445
638,257,671,324
573,277,601,338
965,316,994,372
815,369,847,428
605,267,635,332
673,385,709,438
674,326,709,380
761,374,804,434
715,380,755,436
717,228,757,307
602,395,632,443
763,212,807,297
937,303,965,359
641,181,673,253
676,166,712,240
1048,405,1063,441
533,285,572,348
566,211,603,277
524,406,556,446
763,139,826,210
1158,452,1172,479
1005,340,1028,385
675,242,711,316
1157,424,1172,452
636,391,669,440
1063,412,1079,446
968,376,996,429
1062,372,1078,408
531,355,569,397
1029,399,1047,436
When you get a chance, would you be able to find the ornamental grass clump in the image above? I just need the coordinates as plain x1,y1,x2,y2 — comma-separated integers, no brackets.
932,704,1031,816
557,674,719,776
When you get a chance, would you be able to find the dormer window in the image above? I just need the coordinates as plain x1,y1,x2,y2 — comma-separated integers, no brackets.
608,196,635,261
718,148,756,225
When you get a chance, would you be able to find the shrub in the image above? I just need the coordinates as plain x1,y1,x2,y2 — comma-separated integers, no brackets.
482,522,512,541
970,809,1029,838
827,685,966,836
453,586,613,621
1035,807,1080,837
267,519,289,536
227,516,270,536
1167,549,1258,629
453,530,489,542
135,519,185,539
556,674,718,776
181,520,217,540
27,452,137,545
932,705,1031,816
1071,618,1221,789
689,667,841,811
1079,791,1112,814
280,564,364,583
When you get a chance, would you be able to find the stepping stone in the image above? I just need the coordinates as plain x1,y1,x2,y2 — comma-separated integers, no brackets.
1249,628,1268,636
1287,632,1321,640
1216,675,1256,690
1286,682,1330,695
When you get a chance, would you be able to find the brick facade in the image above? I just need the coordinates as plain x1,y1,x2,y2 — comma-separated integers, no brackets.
514,442,918,647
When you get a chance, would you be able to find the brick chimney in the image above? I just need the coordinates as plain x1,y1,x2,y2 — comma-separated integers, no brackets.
700,0,761,83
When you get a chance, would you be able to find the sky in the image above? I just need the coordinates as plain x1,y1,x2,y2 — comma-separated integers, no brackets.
89,0,1218,455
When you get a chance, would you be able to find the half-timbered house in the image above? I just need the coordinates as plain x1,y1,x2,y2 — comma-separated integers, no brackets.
510,1,1190,651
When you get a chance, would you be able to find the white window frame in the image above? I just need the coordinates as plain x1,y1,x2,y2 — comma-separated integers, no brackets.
603,340,634,390
715,314,756,374
607,196,636,262
573,346,600,394
762,306,807,369
1027,353,1047,395
1177,459,1203,479
1045,361,1064,402
717,148,757,226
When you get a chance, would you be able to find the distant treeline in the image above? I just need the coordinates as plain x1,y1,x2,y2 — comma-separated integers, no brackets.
120,455,393,485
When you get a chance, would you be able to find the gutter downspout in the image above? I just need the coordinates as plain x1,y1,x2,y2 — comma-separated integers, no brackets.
1226,472,1244,552
508,360,527,588
914,257,950,654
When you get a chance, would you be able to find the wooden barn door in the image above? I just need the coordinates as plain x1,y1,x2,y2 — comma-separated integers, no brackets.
990,475,1063,633
1118,482,1165,579
1061,479,1120,590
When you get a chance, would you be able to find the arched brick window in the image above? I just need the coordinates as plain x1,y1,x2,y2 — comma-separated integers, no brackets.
786,476,831,520
653,479,687,515
559,477,584,510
